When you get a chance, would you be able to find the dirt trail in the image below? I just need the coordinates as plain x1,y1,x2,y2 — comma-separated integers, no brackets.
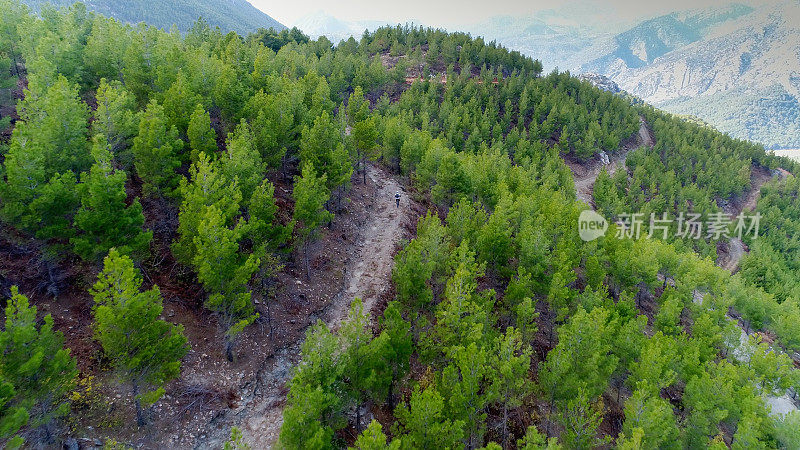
709,168,798,414
236,164,419,448
327,165,414,329
716,166,788,272
570,117,654,207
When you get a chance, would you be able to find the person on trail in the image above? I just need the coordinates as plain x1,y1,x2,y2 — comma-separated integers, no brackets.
395,191,401,208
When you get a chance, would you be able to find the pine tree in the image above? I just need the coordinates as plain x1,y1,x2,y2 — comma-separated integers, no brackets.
747,336,797,395
162,70,200,136
187,104,218,163
431,151,468,207
352,116,378,185
173,153,242,265
774,411,800,450
212,64,247,124
93,79,138,158
517,425,562,449
731,414,768,450
299,110,351,194
0,286,77,444
392,238,436,313
244,90,294,169
556,389,610,450
83,15,129,83
0,374,27,449
28,171,80,242
72,135,151,261
352,420,401,450
433,244,491,353
514,297,539,345
393,386,465,449
441,343,491,448
11,74,91,175
621,388,679,449
488,327,532,448
91,249,188,426
346,86,370,124
193,205,259,361
309,77,334,119
279,321,345,449
223,426,250,450
375,301,413,409
340,298,376,431
221,120,264,202
247,179,291,253
292,164,333,279
0,74,90,230
131,99,183,197
539,306,618,404
0,125,46,229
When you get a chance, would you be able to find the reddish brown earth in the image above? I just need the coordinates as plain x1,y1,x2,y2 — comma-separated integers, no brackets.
0,162,422,448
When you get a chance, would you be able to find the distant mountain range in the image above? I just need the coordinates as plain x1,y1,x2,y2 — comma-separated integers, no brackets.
20,0,285,35
468,2,800,149
293,11,397,43
579,2,800,149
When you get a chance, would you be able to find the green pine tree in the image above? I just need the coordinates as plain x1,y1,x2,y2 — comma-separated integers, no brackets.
173,152,242,265
488,327,532,448
351,420,400,450
72,135,152,262
292,163,333,279
221,120,265,202
93,79,139,158
193,205,259,361
131,99,183,197
0,373,27,449
90,249,189,426
187,104,218,163
393,386,465,449
0,286,77,444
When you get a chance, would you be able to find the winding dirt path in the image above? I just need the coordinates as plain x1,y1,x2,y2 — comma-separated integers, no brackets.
240,164,420,448
716,166,788,272
570,117,654,207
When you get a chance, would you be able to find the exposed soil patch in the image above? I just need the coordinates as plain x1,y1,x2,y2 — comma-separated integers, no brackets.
188,163,422,449
567,116,654,207
0,162,421,448
716,165,785,272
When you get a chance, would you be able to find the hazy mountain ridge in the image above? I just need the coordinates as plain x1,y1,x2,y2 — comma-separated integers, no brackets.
293,11,397,43
20,0,285,34
590,1,800,149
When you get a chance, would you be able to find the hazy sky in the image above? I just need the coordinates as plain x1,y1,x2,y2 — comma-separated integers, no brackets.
249,0,774,29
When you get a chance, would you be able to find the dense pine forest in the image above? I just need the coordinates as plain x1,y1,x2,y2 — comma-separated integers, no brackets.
1,1,800,449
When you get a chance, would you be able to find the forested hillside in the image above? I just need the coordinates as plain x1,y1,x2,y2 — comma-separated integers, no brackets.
1,0,800,449
20,0,285,34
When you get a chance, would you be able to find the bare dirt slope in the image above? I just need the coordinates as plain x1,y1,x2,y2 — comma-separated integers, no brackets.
569,116,654,207
0,162,421,449
327,165,415,329
196,163,421,449
716,166,788,272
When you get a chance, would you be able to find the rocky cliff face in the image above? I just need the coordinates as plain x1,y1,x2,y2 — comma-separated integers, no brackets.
577,73,622,93
580,2,800,149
